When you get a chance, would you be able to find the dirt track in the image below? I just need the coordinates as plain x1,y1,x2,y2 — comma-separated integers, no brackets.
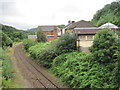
14,44,68,89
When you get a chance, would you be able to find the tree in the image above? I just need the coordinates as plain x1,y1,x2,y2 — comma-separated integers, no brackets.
57,24,65,29
37,29,47,42
55,32,76,54
91,1,120,27
1,24,29,42
89,28,119,63
1,31,13,47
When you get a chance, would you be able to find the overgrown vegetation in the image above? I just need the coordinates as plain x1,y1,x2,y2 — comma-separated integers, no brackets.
1,48,13,87
51,29,119,88
28,32,76,68
1,24,36,88
23,39,37,52
52,51,119,88
24,28,119,88
91,1,120,27
1,25,14,88
1,24,35,42
37,29,47,42
1,30,13,48
90,28,119,63
57,24,65,29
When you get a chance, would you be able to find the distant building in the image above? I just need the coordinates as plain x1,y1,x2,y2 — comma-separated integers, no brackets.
99,22,120,35
38,25,60,42
63,20,101,52
28,35,37,40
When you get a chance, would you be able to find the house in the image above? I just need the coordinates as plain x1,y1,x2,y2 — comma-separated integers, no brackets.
38,25,60,42
63,20,101,52
62,20,75,34
28,35,37,40
99,22,120,35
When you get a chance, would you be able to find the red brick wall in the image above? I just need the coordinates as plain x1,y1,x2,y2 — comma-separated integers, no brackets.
47,36,59,42
43,26,59,42
111,28,120,35
43,29,57,35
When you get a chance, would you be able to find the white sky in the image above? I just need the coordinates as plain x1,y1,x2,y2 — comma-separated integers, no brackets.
0,0,116,30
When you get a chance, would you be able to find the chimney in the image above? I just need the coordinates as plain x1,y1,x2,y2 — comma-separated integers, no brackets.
68,20,71,24
72,21,75,23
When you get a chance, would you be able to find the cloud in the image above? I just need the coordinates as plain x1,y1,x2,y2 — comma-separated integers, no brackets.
0,0,116,30
0,0,22,17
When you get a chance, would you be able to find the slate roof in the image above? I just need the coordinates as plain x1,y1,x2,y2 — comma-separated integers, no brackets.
74,29,100,35
38,26,58,31
65,20,96,29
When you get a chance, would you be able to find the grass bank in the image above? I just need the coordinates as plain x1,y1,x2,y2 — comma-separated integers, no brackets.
1,42,23,88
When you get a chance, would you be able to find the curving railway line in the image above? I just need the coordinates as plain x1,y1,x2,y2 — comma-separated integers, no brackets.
14,44,68,89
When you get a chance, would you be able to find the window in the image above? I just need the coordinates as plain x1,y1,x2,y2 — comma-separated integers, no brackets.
79,36,86,40
87,35,93,40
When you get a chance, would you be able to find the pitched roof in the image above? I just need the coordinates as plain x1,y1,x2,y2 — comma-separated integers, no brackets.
38,25,59,31
75,29,100,35
65,20,96,29
99,22,118,29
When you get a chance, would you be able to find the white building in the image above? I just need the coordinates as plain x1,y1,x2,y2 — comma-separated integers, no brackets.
28,35,37,40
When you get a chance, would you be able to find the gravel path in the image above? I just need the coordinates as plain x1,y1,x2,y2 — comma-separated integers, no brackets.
14,44,68,89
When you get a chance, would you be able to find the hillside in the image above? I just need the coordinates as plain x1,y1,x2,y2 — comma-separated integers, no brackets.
27,27,38,32
91,1,120,27
1,24,35,42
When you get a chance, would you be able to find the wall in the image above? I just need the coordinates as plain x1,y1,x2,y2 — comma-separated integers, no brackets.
43,27,58,42
79,40,93,47
28,38,37,41
77,35,94,52
47,36,59,42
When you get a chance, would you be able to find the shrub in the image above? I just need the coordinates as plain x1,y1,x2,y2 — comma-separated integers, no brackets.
13,38,21,42
1,31,13,48
29,42,56,68
52,52,119,88
89,28,119,63
40,32,76,68
29,42,49,59
37,46,57,68
1,48,13,87
55,32,76,54
23,39,36,52
37,29,47,42
28,32,77,68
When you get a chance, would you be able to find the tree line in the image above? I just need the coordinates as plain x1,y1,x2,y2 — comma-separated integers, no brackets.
1,24,35,48
91,1,120,27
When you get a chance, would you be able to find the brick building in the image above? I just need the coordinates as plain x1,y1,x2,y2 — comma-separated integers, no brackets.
63,20,101,52
38,25,60,42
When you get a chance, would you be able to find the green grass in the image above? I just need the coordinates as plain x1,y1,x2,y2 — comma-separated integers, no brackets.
1,48,13,88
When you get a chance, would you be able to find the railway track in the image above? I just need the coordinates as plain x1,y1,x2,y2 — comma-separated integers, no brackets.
14,44,68,89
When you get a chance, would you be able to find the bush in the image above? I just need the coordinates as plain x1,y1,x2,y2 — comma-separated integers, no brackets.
37,29,47,42
90,28,119,63
13,38,21,42
37,46,57,68
52,52,119,88
1,31,13,48
23,39,36,52
28,32,77,68
0,48,13,87
29,42,49,59
29,42,56,68
55,32,76,54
